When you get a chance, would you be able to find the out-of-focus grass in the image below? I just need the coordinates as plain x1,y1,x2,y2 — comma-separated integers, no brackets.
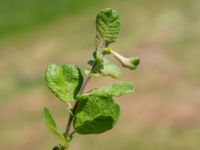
0,0,103,39
0,0,200,150
70,125,200,150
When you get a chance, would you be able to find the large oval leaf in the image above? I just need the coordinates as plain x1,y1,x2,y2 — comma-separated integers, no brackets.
73,96,120,134
45,64,83,103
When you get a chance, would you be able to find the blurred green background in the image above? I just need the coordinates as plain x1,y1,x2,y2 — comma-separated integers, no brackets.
0,0,200,149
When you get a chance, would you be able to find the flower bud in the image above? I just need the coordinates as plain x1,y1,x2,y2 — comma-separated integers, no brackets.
111,50,140,70
102,47,112,55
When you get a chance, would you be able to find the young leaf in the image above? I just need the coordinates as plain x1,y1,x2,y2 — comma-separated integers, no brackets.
87,57,121,79
73,96,120,134
96,8,120,48
45,64,83,103
43,107,68,147
100,58,121,78
80,82,134,98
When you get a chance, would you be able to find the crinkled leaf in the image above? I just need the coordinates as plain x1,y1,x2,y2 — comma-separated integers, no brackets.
80,82,133,98
73,96,120,134
43,107,68,147
96,8,120,48
45,64,83,103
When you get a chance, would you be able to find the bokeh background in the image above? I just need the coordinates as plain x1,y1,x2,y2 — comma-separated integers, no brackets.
0,0,200,149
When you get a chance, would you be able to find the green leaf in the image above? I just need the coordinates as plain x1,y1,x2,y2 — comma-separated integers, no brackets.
43,107,68,147
80,82,134,98
52,146,60,150
73,96,120,134
100,58,121,79
45,64,83,103
96,8,120,48
86,57,121,79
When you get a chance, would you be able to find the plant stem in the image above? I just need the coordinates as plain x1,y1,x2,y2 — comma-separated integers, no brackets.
63,61,97,139
63,75,91,138
69,130,76,137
